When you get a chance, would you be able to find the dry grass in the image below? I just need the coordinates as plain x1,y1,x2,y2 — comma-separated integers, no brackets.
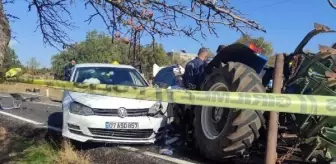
0,127,7,141
56,140,91,164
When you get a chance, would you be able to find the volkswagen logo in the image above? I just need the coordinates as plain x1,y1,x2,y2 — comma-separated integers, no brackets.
117,107,127,118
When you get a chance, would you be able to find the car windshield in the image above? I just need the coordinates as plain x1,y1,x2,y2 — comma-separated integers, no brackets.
72,67,148,87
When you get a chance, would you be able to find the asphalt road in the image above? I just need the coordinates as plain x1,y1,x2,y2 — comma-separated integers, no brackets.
0,93,213,164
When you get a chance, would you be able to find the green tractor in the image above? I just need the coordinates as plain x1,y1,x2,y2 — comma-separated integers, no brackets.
173,23,336,163
276,23,336,163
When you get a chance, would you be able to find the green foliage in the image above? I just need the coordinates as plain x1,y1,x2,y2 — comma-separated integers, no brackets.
4,47,22,69
267,55,276,67
140,43,171,79
236,35,274,56
17,142,57,164
36,67,52,75
51,31,171,80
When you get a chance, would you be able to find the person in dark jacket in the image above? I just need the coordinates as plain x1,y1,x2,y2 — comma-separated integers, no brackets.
64,58,76,81
183,48,210,90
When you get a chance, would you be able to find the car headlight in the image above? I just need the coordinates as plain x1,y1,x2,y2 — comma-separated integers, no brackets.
148,102,162,114
70,102,94,116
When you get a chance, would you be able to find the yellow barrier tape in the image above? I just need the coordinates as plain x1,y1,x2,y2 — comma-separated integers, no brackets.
4,77,336,116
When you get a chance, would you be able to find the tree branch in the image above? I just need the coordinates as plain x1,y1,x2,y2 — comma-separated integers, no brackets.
328,0,336,9
24,0,267,49
2,0,14,5
101,0,265,40
28,0,75,50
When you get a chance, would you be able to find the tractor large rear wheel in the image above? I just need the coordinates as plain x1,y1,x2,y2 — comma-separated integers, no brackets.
194,62,266,160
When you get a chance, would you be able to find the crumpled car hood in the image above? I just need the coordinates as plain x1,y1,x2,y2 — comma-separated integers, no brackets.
68,92,156,109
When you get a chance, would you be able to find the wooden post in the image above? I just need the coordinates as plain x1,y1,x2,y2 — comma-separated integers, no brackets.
265,54,284,164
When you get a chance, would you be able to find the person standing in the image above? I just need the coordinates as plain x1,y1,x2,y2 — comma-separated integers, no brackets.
172,48,210,147
64,58,76,81
183,47,210,90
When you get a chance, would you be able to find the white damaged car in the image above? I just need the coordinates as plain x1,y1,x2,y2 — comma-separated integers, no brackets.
62,63,167,144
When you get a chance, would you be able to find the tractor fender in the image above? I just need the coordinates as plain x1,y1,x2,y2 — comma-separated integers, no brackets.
205,43,267,75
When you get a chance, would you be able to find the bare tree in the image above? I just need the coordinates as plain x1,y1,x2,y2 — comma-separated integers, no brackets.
0,0,273,74
0,0,335,71
26,56,40,75
25,0,266,49
7,0,320,74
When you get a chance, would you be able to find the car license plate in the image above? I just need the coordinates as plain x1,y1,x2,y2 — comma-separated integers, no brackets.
105,122,139,129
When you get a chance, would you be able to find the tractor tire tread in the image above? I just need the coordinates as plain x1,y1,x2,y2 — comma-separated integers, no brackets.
194,62,265,160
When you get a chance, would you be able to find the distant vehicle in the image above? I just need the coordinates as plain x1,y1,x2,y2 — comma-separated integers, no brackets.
152,64,184,89
62,63,167,144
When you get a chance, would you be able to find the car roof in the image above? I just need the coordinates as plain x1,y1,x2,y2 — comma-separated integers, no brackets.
157,66,176,73
155,64,184,77
74,63,135,69
160,65,180,70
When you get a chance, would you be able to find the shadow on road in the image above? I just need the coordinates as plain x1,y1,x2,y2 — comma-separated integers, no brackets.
45,112,63,146
47,112,63,129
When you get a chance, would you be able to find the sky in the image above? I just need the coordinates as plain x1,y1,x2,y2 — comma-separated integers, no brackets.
5,0,336,68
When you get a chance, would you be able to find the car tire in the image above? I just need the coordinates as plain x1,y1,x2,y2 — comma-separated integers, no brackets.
193,62,266,160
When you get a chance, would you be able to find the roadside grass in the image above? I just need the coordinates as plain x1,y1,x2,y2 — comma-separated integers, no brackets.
55,140,91,164
17,140,91,164
0,126,91,164
17,142,57,164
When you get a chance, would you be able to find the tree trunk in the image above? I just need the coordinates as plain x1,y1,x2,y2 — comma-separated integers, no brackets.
0,0,10,74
